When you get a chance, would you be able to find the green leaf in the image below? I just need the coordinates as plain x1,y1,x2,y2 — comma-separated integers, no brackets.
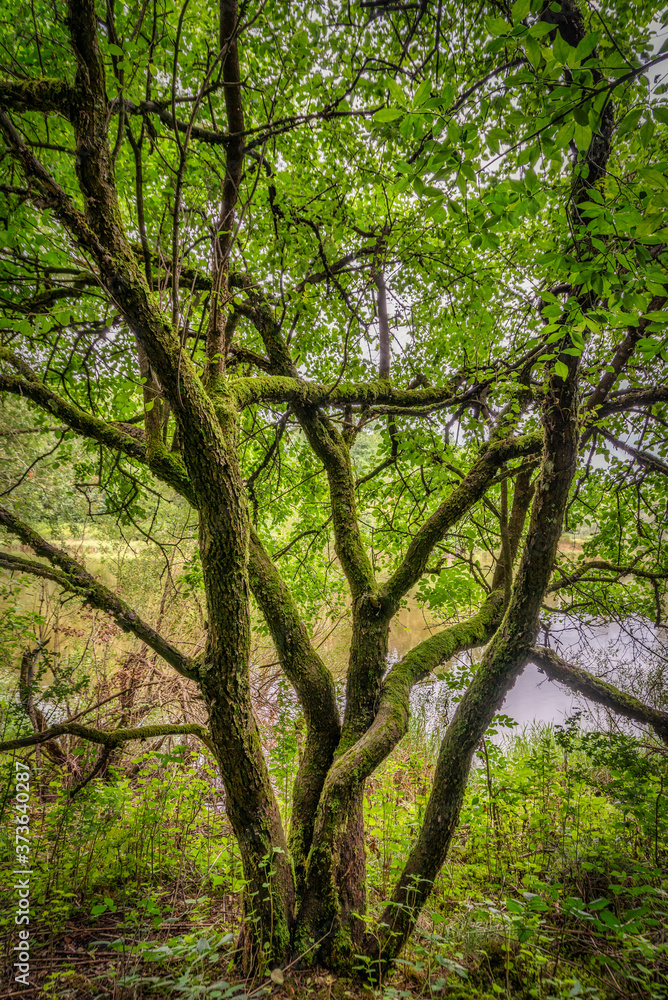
400,114,414,139
573,122,592,150
639,167,668,190
641,310,667,322
554,121,575,148
554,360,569,380
654,106,668,125
617,108,643,136
511,0,530,22
413,79,430,106
387,78,405,103
486,16,509,37
524,35,542,68
374,108,402,123
553,33,573,65
574,32,600,62
597,909,621,928
528,21,554,38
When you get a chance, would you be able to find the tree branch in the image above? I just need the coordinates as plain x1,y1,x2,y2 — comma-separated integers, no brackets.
0,77,233,485
239,303,376,598
121,97,230,146
297,591,504,940
379,432,541,614
0,78,76,117
376,311,584,959
547,557,668,593
595,387,668,419
0,721,214,754
203,0,246,376
531,646,668,745
248,527,340,888
0,348,195,503
597,426,668,477
586,295,666,412
0,516,199,681
231,374,468,410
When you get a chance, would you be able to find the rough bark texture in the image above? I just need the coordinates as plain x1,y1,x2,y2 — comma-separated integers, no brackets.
248,527,341,891
205,0,245,377
370,338,583,965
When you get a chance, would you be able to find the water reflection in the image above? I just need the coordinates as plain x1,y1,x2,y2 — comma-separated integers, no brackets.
388,610,668,733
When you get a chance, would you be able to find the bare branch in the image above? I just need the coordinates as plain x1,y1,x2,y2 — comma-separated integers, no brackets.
597,426,668,477
0,721,214,754
547,557,668,593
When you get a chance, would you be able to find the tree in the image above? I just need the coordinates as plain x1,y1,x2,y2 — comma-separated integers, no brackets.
1,0,667,975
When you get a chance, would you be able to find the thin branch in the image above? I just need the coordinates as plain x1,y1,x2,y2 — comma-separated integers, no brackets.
0,721,215,754
597,427,668,477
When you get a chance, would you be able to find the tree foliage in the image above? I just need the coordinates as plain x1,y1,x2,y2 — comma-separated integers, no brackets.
1,0,668,975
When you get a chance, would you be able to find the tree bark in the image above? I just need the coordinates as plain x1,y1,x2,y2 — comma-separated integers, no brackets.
370,340,583,965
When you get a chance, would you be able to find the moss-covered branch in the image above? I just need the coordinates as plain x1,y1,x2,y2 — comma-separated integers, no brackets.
490,467,536,593
373,318,584,963
531,646,668,744
0,66,233,489
0,78,76,117
0,721,214,754
312,591,504,806
238,299,376,599
0,517,199,681
231,374,467,411
0,348,195,504
249,527,341,889
296,592,504,956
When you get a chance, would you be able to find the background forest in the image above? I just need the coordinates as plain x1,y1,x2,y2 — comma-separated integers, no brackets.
1,0,668,997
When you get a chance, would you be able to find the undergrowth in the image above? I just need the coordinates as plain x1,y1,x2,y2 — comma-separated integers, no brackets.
1,707,666,999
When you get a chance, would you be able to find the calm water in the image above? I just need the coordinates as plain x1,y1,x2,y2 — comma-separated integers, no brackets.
388,610,667,733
